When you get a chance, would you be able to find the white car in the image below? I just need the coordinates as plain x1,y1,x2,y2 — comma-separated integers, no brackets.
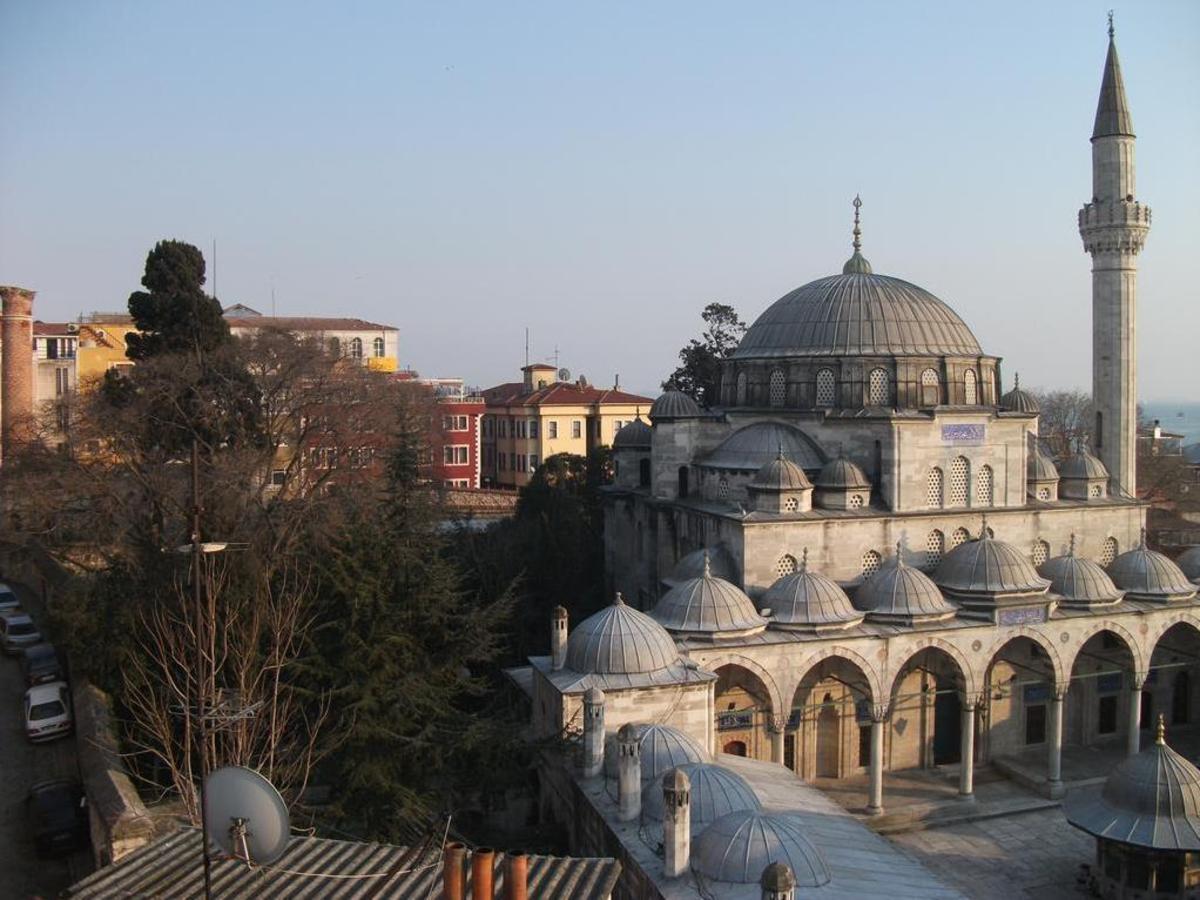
0,582,19,610
24,682,72,743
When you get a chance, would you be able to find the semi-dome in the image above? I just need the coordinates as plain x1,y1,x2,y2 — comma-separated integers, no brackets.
664,545,737,587
651,554,768,639
751,453,812,491
814,456,871,489
1175,546,1200,582
1066,719,1200,850
565,593,681,675
1108,536,1198,602
700,422,825,471
649,390,702,421
854,549,957,625
762,551,864,632
1000,374,1040,413
933,533,1051,598
612,416,651,449
694,810,831,887
603,723,710,782
1058,449,1109,480
1039,538,1125,608
641,763,760,831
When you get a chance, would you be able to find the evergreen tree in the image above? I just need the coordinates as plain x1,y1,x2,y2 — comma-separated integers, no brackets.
663,302,746,405
125,240,231,360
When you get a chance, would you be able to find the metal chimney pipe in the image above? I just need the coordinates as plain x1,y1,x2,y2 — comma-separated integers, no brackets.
504,851,528,900
472,847,496,900
443,842,466,900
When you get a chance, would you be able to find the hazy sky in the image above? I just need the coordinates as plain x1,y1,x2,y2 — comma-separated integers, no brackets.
2,1,1198,401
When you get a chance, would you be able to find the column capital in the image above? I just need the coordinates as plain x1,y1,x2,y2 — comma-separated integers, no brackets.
1052,683,1071,701
1129,671,1148,691
870,703,890,723
958,692,984,711
769,715,788,734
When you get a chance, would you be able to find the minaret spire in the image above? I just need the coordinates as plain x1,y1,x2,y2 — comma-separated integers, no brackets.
842,195,873,275
1093,14,1134,140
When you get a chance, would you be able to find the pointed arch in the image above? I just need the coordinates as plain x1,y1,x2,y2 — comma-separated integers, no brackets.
698,653,784,719
1064,620,1147,680
983,628,1065,688
786,646,884,706
889,637,981,699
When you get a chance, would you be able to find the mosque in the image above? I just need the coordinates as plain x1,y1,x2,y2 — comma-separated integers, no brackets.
510,23,1200,899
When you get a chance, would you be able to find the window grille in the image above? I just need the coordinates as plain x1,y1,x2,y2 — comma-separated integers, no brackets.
1100,537,1118,566
776,555,797,578
849,493,864,509
769,370,786,407
861,550,881,580
964,369,978,405
736,372,748,405
868,368,890,405
717,477,730,499
949,456,969,506
1032,540,1050,567
1037,487,1050,500
1089,484,1103,498
815,369,836,407
951,527,970,548
927,467,943,508
975,464,993,507
926,530,944,567
921,368,940,406
784,497,798,512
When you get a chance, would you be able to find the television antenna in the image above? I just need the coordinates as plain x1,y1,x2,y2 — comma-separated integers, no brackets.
204,766,291,866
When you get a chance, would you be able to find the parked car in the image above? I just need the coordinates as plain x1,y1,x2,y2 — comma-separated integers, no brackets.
24,681,72,742
22,644,64,687
0,581,19,610
26,779,88,856
1,609,42,655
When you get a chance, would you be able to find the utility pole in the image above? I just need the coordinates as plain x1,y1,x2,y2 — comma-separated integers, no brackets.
192,438,213,900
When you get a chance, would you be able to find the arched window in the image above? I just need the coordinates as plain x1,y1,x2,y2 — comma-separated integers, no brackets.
975,464,993,507
920,368,940,407
1032,540,1050,567
815,368,836,407
783,496,798,512
678,466,689,498
964,369,978,405
736,372,748,406
868,368,890,406
776,554,797,578
926,530,945,568
927,467,944,508
950,527,970,548
1100,537,1118,566
372,337,385,357
949,456,969,507
349,337,363,359
861,550,881,580
328,337,341,356
639,458,651,487
768,369,786,407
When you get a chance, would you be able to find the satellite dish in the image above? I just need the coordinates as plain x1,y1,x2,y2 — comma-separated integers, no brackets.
204,766,291,864
557,367,571,382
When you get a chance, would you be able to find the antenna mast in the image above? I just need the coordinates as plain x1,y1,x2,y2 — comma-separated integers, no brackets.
525,327,529,368
212,240,217,302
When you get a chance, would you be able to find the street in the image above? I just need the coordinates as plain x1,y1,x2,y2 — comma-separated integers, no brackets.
1,581,92,899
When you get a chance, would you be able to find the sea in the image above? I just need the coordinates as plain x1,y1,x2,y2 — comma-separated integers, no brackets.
1142,402,1200,446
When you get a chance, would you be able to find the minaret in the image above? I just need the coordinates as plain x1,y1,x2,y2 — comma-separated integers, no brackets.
1079,15,1150,497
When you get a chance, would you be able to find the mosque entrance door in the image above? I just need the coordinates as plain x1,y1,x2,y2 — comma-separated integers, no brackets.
933,689,961,765
816,694,840,777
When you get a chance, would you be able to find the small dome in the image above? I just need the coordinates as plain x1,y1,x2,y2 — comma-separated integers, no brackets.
763,554,864,632
1109,538,1198,602
565,594,680,675
1040,542,1125,606
701,422,825,471
642,763,761,832
612,416,651,449
933,534,1051,598
1058,450,1109,481
751,452,813,492
814,456,871,489
1000,375,1040,413
605,723,711,782
694,811,831,887
1175,546,1200,581
583,686,605,705
649,390,702,421
664,545,737,586
651,555,768,638
855,551,956,624
1027,449,1059,483
761,862,797,892
1066,720,1200,850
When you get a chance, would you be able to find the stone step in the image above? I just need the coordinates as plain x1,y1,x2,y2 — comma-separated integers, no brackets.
864,793,1061,835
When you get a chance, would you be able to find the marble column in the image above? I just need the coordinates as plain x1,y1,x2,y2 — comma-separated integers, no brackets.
1047,687,1066,798
867,707,887,816
1127,678,1144,758
770,717,785,766
959,699,977,798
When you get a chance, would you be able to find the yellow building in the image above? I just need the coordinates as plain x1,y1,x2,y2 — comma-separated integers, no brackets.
74,314,137,390
481,364,652,488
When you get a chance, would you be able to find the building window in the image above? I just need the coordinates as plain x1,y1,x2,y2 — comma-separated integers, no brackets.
498,454,506,471
975,464,993,507
950,527,970,549
1098,695,1118,734
1100,537,1118,566
848,493,864,509
736,372,748,406
271,469,287,486
920,368,940,406
861,550,881,580
1088,483,1102,498
548,421,558,439
927,467,944,508
815,368,836,407
55,367,70,397
949,456,969,507
328,337,340,356
572,420,582,439
1025,703,1047,745
775,554,797,578
867,368,889,406
1032,540,1049,567
530,420,539,438
926,530,944,568
529,454,539,472
783,496,798,512
964,369,978,405
509,453,517,471
349,338,363,359
443,415,468,431
1037,487,1050,500
717,477,730,499
639,458,651,487
769,369,786,407
443,446,469,465
372,337,385,357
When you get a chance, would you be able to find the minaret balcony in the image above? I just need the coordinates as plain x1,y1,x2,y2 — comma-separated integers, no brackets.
1078,200,1151,254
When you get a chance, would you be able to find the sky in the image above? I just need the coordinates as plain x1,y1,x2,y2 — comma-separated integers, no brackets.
2,1,1198,402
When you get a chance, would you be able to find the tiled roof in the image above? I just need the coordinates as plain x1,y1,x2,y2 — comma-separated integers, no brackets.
483,380,651,408
229,316,397,332
33,321,75,336
67,828,621,899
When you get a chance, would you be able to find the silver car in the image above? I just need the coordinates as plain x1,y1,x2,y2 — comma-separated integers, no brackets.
1,610,42,655
0,582,19,611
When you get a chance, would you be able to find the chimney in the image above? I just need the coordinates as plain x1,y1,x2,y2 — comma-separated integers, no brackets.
1153,419,1162,440
0,286,36,465
760,862,796,900
503,851,528,900
443,842,466,900
550,606,568,671
662,769,691,878
582,687,606,777
617,723,641,821
472,848,495,900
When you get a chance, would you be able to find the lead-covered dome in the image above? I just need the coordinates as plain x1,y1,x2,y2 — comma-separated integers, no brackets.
641,763,760,832
1040,539,1124,608
664,545,737,587
855,550,957,625
814,456,871,489
612,416,651,449
1058,449,1109,480
694,811,831,887
751,453,812,491
762,552,864,632
1175,546,1200,582
1108,537,1198,602
603,723,710,782
700,422,826,471
651,554,768,639
1000,374,1040,413
649,390,702,421
933,534,1051,599
565,593,681,674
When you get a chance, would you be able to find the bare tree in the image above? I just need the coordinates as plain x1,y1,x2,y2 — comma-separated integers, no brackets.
1028,388,1093,458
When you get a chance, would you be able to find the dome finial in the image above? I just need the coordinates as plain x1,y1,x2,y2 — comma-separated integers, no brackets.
1156,712,1166,746
614,591,625,606
801,547,809,572
702,549,712,579
1107,9,1114,39
1014,372,1020,390
852,194,863,253
1140,526,1148,549
842,196,873,275
980,513,989,538
1069,533,1077,557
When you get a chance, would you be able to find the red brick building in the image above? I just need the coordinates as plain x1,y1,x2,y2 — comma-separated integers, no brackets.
394,373,486,489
